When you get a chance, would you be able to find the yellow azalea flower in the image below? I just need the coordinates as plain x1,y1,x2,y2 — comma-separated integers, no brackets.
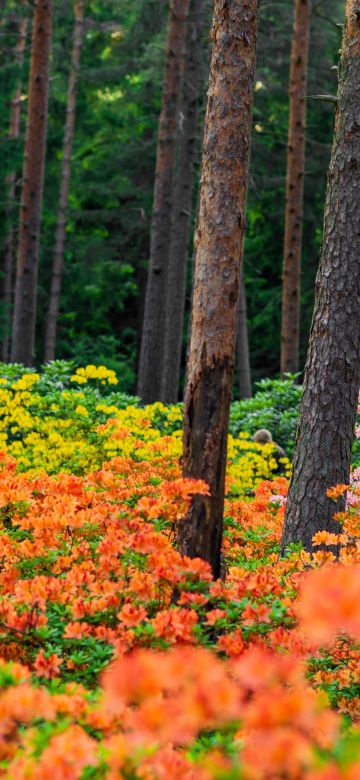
75,405,89,417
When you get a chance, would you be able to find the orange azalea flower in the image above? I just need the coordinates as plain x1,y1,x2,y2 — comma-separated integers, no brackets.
312,531,341,547
242,726,313,778
117,602,147,627
127,571,156,601
205,609,227,625
297,564,360,645
327,484,349,500
178,592,209,607
102,734,129,779
151,608,198,643
63,621,92,639
34,650,63,679
217,630,245,658
312,550,336,565
209,580,225,598
0,682,56,724
138,745,207,780
31,724,98,779
242,602,271,626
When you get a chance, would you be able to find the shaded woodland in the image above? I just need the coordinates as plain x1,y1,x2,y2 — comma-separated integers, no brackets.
0,0,341,393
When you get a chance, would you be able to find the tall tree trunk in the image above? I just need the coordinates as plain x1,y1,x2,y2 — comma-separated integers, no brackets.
1,16,28,362
281,0,360,554
280,0,311,376
178,0,259,578
237,271,252,398
137,0,190,404
11,0,52,366
160,0,204,404
44,0,84,363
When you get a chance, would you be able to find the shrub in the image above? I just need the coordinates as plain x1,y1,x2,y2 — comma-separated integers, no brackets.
229,375,302,455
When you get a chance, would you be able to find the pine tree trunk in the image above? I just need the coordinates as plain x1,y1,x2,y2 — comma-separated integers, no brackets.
280,0,311,376
44,0,84,363
11,0,52,366
281,0,360,554
1,16,28,363
237,271,252,398
178,0,259,578
137,0,190,403
160,0,204,404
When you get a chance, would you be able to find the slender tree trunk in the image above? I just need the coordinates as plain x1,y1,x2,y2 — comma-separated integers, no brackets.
281,0,360,554
137,0,190,403
11,0,52,366
1,16,28,362
178,0,259,578
237,271,252,398
160,0,204,404
280,0,311,376
44,0,84,363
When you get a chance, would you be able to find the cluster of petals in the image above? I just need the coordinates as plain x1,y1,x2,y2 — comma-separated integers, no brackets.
0,424,358,778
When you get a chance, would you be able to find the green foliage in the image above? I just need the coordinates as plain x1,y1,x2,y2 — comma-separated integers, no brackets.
229,376,302,454
0,0,344,393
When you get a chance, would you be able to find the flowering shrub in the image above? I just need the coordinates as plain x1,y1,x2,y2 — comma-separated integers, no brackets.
230,375,302,454
0,364,359,777
0,362,289,488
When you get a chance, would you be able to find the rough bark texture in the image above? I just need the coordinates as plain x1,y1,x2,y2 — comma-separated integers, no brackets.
137,0,190,403
11,0,52,365
280,0,311,375
237,272,252,398
1,16,28,362
160,0,204,404
44,0,84,363
281,0,360,554
178,0,258,578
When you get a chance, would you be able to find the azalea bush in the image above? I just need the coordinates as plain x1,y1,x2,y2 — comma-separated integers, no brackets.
0,362,289,488
0,364,359,777
0,454,360,777
229,375,302,455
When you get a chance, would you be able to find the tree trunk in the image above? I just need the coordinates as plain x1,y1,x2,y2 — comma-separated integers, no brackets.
137,0,190,403
281,0,360,554
11,0,52,366
237,271,252,398
280,0,311,376
178,0,259,578
160,0,204,404
43,0,84,363
1,16,28,363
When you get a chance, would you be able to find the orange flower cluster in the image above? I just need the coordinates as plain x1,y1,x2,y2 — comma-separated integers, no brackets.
297,564,360,646
0,448,359,776
0,645,351,779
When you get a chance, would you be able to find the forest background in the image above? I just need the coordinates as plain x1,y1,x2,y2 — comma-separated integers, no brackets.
0,0,343,394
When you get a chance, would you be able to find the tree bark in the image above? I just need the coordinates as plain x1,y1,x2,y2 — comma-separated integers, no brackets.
280,0,311,376
281,0,360,554
11,0,52,366
160,0,204,404
237,271,252,398
178,0,259,578
137,0,190,403
43,0,84,363
1,16,28,363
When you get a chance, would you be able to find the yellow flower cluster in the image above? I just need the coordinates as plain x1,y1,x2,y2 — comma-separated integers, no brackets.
0,365,289,490
70,365,118,385
227,434,290,493
11,373,40,391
